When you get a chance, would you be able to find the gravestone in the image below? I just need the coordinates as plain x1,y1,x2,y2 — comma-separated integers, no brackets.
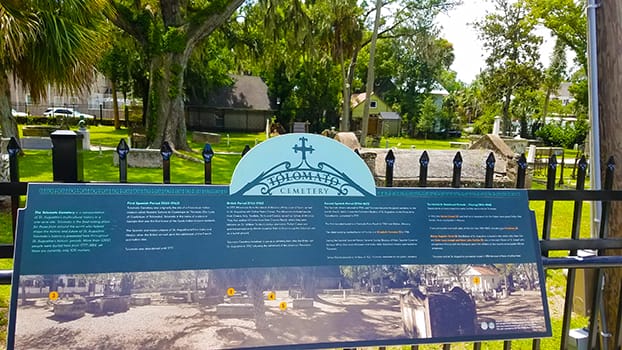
112,149,162,168
334,132,361,150
53,298,87,319
192,132,221,144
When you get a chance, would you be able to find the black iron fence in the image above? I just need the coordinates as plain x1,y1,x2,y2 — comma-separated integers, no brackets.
2,137,622,350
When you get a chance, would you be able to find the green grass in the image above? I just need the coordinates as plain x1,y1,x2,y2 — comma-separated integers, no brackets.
0,127,594,349
374,135,469,150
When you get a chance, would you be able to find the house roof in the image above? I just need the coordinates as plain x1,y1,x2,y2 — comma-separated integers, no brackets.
380,111,400,120
350,92,369,109
430,88,449,96
466,266,499,276
203,75,273,111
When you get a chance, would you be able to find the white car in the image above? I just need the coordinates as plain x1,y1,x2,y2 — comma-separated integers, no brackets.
11,109,27,117
43,107,95,119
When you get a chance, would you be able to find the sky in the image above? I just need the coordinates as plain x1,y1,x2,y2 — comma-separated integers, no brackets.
436,0,556,84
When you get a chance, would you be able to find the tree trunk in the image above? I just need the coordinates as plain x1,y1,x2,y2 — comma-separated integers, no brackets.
541,87,551,121
146,52,190,151
112,80,120,130
501,89,512,136
597,1,622,347
0,72,19,140
340,57,350,132
359,0,382,146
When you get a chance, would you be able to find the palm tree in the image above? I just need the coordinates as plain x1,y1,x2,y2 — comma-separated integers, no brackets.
0,0,105,140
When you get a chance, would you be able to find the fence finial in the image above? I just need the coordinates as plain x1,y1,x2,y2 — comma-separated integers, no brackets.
202,144,214,163
160,141,173,161
452,152,463,188
7,137,21,157
116,139,130,160
242,145,251,157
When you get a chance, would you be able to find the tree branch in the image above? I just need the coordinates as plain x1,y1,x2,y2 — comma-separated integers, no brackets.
105,1,150,47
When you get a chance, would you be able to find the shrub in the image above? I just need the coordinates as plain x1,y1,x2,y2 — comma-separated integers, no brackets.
535,118,589,149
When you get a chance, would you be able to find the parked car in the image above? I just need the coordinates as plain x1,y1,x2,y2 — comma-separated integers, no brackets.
11,109,27,117
43,107,94,119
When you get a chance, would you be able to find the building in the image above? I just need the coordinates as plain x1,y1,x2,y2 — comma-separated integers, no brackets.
186,75,274,132
350,93,400,136
463,265,502,293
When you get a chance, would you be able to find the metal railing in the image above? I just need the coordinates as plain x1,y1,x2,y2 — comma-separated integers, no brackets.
2,137,622,350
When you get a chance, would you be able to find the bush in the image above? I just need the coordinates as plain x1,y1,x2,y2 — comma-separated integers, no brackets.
535,119,589,149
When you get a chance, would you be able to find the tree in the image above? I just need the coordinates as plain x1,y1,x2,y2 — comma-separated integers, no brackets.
98,29,142,130
524,0,587,71
351,0,456,134
443,264,470,282
541,39,567,121
358,0,382,145
597,2,622,346
106,0,247,150
0,0,105,140
417,96,439,139
475,0,543,135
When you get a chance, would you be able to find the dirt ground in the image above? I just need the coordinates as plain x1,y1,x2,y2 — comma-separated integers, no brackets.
475,290,548,334
12,290,548,349
13,292,405,350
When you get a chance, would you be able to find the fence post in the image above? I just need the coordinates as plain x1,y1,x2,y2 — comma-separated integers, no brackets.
515,154,527,189
484,152,495,188
419,151,429,187
242,145,251,157
451,152,462,188
116,139,130,183
8,137,21,237
541,155,558,244
385,149,395,187
203,143,214,184
558,151,565,186
560,155,588,349
160,141,172,184
588,156,615,349
50,130,84,182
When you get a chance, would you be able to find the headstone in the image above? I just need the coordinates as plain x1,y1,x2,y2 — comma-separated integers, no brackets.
22,126,59,137
492,116,501,135
20,137,53,150
334,132,361,150
527,144,537,163
53,298,86,319
113,149,162,168
192,132,221,144
76,121,91,151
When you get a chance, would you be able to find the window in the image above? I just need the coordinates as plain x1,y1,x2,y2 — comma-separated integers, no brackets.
370,101,377,108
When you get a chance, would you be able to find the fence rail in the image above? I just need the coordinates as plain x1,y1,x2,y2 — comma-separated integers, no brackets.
1,137,621,350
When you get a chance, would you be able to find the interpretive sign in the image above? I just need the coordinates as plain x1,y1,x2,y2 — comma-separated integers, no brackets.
7,133,551,349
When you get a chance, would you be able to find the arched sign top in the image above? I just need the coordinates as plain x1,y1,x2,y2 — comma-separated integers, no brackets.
230,133,376,196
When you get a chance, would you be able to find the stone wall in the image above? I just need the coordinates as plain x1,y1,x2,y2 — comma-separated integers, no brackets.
366,147,532,188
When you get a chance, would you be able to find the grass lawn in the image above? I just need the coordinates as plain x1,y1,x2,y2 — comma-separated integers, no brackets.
0,126,594,349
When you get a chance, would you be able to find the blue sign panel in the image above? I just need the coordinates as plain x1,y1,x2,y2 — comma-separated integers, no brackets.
230,134,376,196
7,134,550,350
